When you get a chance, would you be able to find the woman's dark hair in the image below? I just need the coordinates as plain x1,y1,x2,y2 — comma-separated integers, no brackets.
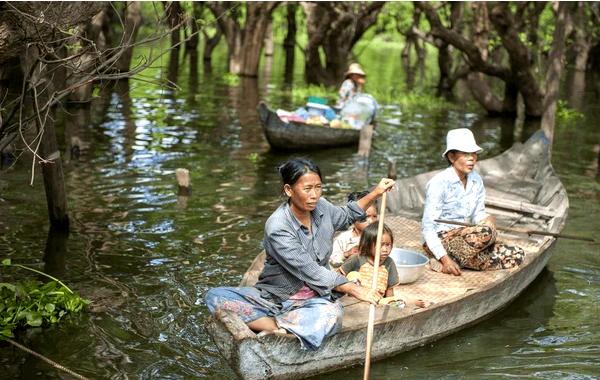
278,157,322,191
358,223,394,257
347,190,369,202
445,150,457,166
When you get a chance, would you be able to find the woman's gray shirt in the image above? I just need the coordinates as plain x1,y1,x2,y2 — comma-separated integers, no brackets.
256,198,367,303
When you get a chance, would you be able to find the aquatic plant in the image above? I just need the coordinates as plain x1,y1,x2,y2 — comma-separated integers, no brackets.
222,73,241,86
556,100,584,123
0,259,90,340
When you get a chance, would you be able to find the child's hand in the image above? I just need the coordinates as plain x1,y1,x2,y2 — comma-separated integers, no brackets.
344,246,359,258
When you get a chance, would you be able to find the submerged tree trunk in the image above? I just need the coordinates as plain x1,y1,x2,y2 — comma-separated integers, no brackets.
197,2,222,72
283,3,297,84
303,2,384,85
417,1,548,118
163,1,184,49
116,1,142,72
207,2,279,77
489,3,543,117
541,2,573,149
24,47,69,229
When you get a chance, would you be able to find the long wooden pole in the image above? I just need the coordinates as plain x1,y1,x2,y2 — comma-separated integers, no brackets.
364,192,387,380
435,219,596,243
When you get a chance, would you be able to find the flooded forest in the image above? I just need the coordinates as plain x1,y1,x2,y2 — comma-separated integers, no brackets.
1,2,599,379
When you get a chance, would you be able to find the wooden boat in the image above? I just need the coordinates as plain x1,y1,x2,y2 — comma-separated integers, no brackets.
206,131,568,379
257,102,361,150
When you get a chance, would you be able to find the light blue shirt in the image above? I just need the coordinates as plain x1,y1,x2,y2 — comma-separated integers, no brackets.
421,166,488,259
336,79,358,109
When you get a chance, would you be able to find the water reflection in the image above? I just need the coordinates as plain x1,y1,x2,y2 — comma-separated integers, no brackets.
43,226,69,280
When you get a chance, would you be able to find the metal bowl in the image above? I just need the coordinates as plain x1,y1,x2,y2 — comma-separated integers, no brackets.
390,248,428,284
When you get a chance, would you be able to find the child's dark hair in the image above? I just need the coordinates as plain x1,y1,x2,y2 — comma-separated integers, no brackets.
358,223,394,257
347,190,369,202
277,157,322,194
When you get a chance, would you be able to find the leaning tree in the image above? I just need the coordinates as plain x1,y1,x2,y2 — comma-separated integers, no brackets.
416,1,574,122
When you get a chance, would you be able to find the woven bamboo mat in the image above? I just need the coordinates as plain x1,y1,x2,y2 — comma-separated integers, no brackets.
381,215,542,304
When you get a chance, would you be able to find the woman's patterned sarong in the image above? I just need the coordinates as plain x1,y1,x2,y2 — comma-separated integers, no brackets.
425,224,524,270
205,286,343,351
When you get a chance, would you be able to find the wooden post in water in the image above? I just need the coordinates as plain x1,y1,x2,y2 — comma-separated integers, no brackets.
387,159,397,180
176,168,190,209
358,124,374,157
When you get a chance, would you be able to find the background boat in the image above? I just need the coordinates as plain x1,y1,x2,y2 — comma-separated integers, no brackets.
257,102,361,150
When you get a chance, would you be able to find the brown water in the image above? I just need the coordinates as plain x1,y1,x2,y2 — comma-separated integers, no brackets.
1,48,599,379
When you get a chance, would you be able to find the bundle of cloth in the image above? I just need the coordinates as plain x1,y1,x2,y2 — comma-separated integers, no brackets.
276,93,377,130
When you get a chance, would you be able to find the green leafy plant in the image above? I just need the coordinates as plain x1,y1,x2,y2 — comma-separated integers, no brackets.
222,73,241,86
1,259,90,340
557,100,584,123
247,152,259,164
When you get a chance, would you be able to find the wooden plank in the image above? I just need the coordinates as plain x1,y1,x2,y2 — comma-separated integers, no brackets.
485,196,556,218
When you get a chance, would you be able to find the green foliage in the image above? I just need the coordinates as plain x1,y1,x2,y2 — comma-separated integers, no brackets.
374,2,415,35
372,88,455,112
556,100,585,123
0,259,90,340
222,73,241,87
289,84,334,105
247,152,259,167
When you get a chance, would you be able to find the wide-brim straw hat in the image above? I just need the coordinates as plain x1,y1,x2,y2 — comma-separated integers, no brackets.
345,63,366,78
442,128,483,158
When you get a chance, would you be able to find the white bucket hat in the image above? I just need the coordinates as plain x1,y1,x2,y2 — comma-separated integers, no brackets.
345,63,366,78
442,128,483,158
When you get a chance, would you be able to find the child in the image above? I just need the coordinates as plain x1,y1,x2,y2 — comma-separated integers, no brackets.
338,223,427,308
329,191,378,268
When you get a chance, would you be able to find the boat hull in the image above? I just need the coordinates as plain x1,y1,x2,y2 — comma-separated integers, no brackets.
206,236,556,380
257,102,360,150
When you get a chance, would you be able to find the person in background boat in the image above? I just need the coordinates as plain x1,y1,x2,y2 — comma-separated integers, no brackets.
205,158,395,350
421,128,525,276
335,63,366,110
329,190,377,268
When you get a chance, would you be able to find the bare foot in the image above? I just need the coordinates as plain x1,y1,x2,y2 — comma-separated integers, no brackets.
400,295,431,309
256,328,289,338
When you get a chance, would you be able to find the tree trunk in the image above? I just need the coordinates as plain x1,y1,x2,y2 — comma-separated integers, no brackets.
207,2,279,77
24,47,69,229
436,40,453,98
116,1,142,72
303,2,384,85
264,22,274,57
238,3,276,77
203,24,222,72
186,4,200,54
541,2,573,149
283,3,297,84
489,3,544,117
163,2,184,49
466,2,514,115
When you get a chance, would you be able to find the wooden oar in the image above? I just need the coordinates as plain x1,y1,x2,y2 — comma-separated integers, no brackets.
435,219,596,243
363,192,387,380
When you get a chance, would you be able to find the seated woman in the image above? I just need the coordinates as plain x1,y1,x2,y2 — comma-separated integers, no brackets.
335,63,366,110
422,128,525,276
205,158,395,350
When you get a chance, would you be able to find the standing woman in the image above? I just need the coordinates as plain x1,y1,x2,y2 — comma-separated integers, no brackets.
205,158,395,350
422,128,525,276
335,63,366,110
